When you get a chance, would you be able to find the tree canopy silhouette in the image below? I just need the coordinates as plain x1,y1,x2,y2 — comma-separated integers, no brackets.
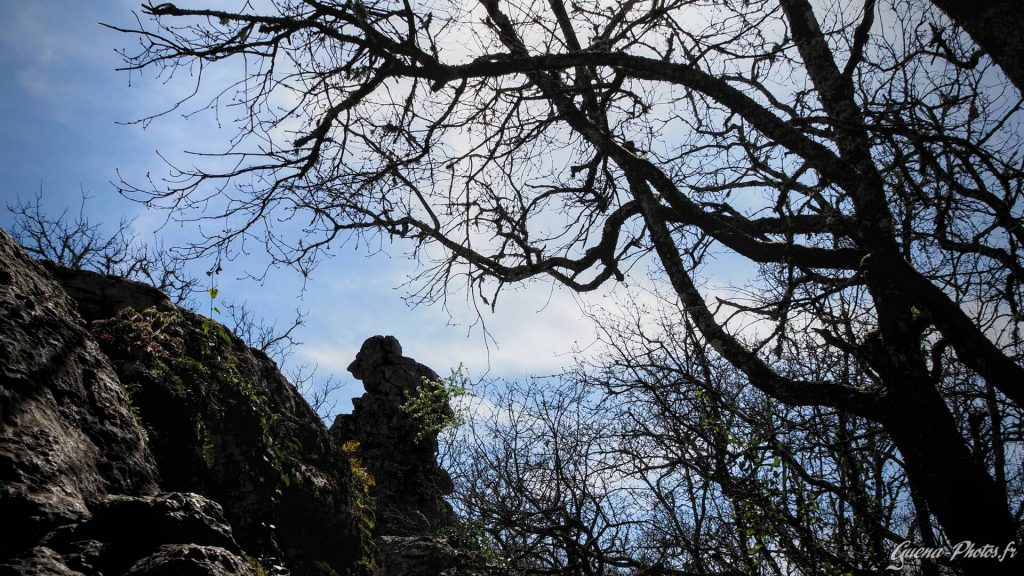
112,0,1023,569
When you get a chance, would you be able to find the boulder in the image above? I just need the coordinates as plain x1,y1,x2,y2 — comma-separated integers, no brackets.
0,547,84,576
376,536,478,576
124,544,256,576
2,492,256,576
38,261,174,323
42,492,240,565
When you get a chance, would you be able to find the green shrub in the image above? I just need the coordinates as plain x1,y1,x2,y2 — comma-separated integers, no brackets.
400,365,469,442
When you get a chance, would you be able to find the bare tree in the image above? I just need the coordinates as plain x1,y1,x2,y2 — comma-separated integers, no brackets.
7,190,202,305
6,191,344,418
446,379,647,575
287,362,345,421
110,0,1024,570
224,300,306,361
224,300,344,419
444,290,1002,574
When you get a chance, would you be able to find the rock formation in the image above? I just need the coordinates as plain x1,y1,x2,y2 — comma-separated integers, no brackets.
0,229,364,575
0,227,500,576
0,228,160,560
4,492,255,576
331,335,457,538
87,296,364,572
329,336,506,576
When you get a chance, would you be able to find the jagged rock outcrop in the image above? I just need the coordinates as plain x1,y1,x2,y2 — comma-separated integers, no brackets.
0,229,368,575
328,336,498,576
330,335,456,537
374,535,502,576
2,493,257,576
38,260,174,323
89,299,364,573
0,230,159,557
122,543,256,576
1,225,500,576
0,229,254,575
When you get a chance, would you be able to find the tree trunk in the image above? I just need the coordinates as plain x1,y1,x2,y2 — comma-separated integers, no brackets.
931,0,1024,92
864,254,1019,574
884,376,1021,575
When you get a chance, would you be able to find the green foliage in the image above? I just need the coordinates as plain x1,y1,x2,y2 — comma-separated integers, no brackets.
345,445,375,529
401,365,469,442
340,440,377,574
244,555,270,576
438,519,493,556
438,520,515,574
196,420,215,469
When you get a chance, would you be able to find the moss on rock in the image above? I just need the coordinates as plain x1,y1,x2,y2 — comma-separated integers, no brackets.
90,305,367,575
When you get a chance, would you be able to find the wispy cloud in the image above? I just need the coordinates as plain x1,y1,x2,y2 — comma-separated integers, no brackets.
1,1,783,422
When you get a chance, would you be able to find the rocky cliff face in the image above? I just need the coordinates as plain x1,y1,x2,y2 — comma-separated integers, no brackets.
85,294,364,573
0,228,497,576
0,230,159,561
0,228,370,575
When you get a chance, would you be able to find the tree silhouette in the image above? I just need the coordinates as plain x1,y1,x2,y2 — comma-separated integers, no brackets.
111,1,1023,570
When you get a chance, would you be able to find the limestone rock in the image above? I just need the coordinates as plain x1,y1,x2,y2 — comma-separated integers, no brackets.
82,289,366,573
2,225,492,576
1,491,255,576
124,544,256,576
331,335,456,536
376,536,495,576
0,227,368,575
39,261,174,323
0,229,159,558
43,493,240,560
0,547,84,576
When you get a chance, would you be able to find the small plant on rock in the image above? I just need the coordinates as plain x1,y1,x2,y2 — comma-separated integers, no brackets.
400,365,469,443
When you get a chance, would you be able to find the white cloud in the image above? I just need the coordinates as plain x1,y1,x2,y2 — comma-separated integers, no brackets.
0,0,826,420
294,259,599,382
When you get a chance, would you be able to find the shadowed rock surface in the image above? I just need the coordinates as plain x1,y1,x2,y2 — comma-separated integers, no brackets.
4,492,255,576
331,335,456,537
330,336,499,576
89,302,364,573
375,536,490,576
123,543,257,576
0,229,159,558
0,229,365,575
38,261,174,323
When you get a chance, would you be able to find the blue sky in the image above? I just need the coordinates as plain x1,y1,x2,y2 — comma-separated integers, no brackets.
0,0,608,413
